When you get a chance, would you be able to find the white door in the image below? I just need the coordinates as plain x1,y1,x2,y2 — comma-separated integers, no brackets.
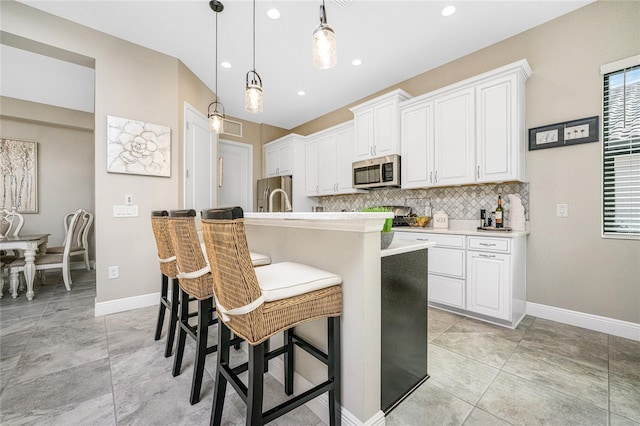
184,103,216,213
218,139,253,212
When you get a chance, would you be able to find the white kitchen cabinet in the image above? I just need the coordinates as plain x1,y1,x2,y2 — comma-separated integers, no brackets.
400,100,434,189
304,121,362,196
433,87,476,186
304,138,319,196
399,59,532,189
466,250,511,320
350,89,412,161
264,139,293,177
395,230,527,328
263,134,315,212
476,71,527,183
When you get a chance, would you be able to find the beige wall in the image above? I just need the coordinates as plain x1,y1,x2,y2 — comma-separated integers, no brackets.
0,97,95,258
293,1,640,324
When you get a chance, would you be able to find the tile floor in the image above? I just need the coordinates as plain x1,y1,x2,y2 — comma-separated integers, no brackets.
0,270,639,425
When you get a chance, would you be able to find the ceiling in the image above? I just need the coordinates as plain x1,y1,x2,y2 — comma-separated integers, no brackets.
17,0,593,130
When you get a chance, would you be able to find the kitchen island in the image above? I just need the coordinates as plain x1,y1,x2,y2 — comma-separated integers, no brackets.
243,212,435,425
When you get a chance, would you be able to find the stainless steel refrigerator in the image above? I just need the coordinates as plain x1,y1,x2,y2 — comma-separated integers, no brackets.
256,175,293,212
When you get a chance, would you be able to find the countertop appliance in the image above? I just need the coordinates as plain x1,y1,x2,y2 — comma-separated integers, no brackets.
256,175,293,212
386,205,412,227
352,154,401,189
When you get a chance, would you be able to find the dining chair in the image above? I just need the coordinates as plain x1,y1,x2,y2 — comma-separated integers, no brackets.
8,209,83,294
0,209,25,297
45,209,93,270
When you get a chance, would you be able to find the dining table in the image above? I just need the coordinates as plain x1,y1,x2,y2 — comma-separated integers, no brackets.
0,233,49,300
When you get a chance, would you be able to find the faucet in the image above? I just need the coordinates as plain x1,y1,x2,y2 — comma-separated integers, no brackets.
268,188,292,212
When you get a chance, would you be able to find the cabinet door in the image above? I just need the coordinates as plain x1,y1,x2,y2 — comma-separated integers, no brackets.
373,101,396,156
305,139,319,196
353,109,374,161
277,143,294,176
428,274,465,308
264,145,280,177
476,74,519,183
401,102,434,189
434,88,475,186
336,126,355,192
466,251,511,320
318,133,337,194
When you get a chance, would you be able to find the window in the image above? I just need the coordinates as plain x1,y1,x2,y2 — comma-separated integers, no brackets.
602,57,640,238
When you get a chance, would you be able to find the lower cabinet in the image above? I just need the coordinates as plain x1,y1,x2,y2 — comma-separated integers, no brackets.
395,230,526,328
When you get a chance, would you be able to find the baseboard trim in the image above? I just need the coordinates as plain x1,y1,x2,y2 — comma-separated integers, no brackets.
268,357,385,426
94,292,159,317
526,302,640,341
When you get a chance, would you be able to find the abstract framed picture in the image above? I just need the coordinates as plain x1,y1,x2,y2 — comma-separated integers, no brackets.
107,115,171,177
0,138,38,213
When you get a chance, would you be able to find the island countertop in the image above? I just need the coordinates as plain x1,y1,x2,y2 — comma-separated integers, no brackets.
244,211,393,232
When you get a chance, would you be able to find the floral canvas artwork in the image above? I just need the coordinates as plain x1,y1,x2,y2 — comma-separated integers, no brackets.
107,115,171,177
0,138,38,213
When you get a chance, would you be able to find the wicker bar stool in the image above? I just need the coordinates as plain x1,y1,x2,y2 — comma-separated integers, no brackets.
201,207,343,426
167,209,220,405
150,210,180,358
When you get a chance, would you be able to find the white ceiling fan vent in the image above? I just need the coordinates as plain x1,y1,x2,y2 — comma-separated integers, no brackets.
332,0,352,9
222,119,243,137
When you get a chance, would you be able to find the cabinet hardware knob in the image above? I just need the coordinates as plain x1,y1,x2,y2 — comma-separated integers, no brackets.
479,254,496,258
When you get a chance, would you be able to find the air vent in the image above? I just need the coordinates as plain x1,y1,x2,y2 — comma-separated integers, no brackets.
332,0,352,9
222,119,242,137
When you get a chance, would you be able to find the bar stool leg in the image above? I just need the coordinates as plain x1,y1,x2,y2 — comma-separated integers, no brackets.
328,316,341,426
172,288,189,377
155,274,169,341
247,342,265,426
284,328,294,395
164,278,180,358
211,321,231,426
191,298,213,405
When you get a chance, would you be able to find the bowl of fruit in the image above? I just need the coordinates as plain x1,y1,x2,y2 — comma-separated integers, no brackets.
404,215,430,227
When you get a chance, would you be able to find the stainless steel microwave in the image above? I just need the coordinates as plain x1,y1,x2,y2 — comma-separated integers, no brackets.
352,154,401,189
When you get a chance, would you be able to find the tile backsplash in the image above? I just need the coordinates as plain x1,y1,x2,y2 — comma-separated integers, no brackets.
319,182,529,221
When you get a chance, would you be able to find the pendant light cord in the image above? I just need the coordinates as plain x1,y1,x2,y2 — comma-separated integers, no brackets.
252,0,256,73
215,10,218,102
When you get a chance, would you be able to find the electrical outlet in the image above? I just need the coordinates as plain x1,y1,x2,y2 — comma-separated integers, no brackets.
556,203,569,218
108,266,119,279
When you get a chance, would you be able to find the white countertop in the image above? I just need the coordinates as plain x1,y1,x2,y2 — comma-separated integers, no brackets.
381,238,436,257
245,212,393,220
393,219,529,238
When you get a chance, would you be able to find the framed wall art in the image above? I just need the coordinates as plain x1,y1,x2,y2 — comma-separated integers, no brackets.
0,138,38,213
529,116,600,151
107,115,171,177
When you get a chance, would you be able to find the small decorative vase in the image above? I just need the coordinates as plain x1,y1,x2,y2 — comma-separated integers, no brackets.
381,231,394,250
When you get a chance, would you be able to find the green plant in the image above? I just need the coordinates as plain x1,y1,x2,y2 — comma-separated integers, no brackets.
362,207,393,233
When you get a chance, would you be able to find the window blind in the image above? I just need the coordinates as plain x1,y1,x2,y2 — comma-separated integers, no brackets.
602,63,640,237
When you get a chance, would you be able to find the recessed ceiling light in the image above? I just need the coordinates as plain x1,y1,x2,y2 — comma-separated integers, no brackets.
441,5,456,17
221,61,231,69
297,91,306,96
352,59,362,66
267,8,280,19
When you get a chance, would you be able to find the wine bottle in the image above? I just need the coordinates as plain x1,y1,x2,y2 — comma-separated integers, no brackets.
495,194,504,228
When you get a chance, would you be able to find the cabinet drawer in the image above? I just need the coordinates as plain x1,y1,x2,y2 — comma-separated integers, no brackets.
468,236,510,253
423,233,466,249
428,274,465,308
428,247,465,278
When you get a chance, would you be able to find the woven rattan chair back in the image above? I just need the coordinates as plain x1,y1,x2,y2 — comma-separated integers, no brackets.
201,208,265,344
167,211,214,300
151,210,178,279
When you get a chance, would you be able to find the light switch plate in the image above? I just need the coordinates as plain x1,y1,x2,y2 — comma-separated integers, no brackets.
556,203,569,218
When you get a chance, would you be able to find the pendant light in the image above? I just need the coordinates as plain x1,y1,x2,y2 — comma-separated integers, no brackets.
208,0,225,134
245,0,263,113
312,0,337,69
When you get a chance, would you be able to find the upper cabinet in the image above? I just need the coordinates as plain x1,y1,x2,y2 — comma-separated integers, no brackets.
400,59,532,189
305,121,362,196
264,138,294,177
350,89,412,161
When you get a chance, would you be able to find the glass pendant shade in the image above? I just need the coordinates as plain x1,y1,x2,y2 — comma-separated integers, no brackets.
208,100,225,134
245,71,263,113
312,24,336,69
